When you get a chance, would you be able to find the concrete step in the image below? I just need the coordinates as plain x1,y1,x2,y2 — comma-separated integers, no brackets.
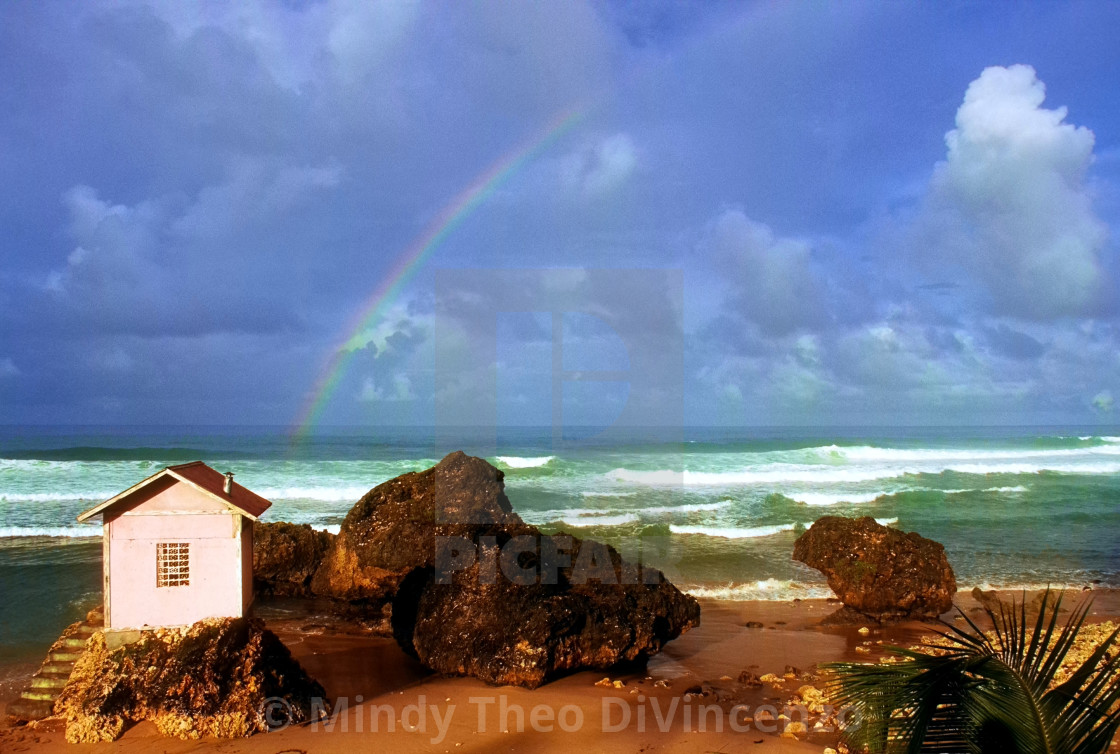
6,697,54,721
20,689,56,702
5,617,100,723
40,662,74,676
47,651,82,663
30,675,69,689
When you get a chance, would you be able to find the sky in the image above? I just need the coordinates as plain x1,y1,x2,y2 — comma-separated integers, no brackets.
2,0,1120,429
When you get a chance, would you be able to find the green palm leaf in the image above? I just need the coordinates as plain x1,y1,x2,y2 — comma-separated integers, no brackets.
823,589,1120,754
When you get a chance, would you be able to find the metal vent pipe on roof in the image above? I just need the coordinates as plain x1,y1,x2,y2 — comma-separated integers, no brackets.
224,472,234,495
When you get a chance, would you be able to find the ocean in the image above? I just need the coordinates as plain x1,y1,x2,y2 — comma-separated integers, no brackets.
2,425,1119,662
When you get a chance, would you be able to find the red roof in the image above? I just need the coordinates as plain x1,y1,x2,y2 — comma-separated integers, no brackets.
167,461,273,519
76,461,272,522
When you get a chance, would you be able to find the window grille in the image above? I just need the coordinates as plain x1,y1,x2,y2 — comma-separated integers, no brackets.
156,542,190,587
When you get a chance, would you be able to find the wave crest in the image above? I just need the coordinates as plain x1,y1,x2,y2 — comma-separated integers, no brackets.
669,523,797,539
0,526,101,538
685,579,833,601
495,456,556,469
557,513,639,527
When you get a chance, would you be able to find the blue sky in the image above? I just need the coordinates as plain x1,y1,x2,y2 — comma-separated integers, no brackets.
1,1,1119,428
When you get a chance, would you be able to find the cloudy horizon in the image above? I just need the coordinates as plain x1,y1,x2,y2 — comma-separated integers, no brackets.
2,2,1119,429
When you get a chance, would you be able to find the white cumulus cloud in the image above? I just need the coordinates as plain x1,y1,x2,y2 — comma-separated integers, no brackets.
920,64,1108,319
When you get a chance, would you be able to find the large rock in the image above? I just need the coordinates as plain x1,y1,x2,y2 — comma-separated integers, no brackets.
313,451,700,687
400,537,700,688
253,521,334,597
793,515,956,622
54,618,326,742
310,450,531,601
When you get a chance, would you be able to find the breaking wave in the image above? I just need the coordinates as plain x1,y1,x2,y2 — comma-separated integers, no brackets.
557,513,639,527
684,579,833,601
0,491,118,503
0,526,101,538
254,486,369,502
786,491,892,506
495,456,556,469
669,523,798,539
642,500,734,514
606,457,1120,487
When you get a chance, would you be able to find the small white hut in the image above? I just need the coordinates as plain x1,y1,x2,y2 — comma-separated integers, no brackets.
76,461,272,631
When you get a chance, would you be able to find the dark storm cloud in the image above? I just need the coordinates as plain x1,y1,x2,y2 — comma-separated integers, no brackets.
1,2,1119,426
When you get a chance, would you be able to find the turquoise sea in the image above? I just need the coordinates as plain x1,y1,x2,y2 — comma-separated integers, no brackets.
2,425,1119,662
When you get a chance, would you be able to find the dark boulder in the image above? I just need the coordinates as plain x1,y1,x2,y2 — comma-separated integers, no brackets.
310,451,528,602
54,618,326,742
313,451,700,687
793,516,955,622
253,521,334,597
400,536,699,688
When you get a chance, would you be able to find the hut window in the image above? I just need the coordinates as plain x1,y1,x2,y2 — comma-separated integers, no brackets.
156,542,190,587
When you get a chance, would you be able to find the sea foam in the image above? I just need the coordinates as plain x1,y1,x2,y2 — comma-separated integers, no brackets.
605,456,1120,488
255,486,370,502
495,456,556,468
786,491,891,506
0,526,101,538
0,491,118,503
645,500,734,514
557,513,639,527
816,443,1120,462
684,579,833,601
607,467,912,486
669,523,797,539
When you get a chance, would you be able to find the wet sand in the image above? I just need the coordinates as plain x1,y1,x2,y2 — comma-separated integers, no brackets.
3,589,1118,753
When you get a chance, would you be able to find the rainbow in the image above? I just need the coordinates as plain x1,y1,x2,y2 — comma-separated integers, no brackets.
291,106,587,438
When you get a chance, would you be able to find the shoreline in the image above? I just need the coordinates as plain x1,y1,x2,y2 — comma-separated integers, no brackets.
4,589,1119,752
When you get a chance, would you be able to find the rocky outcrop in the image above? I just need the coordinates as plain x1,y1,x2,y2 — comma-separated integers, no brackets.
313,451,700,688
401,535,699,688
310,451,527,601
54,618,326,742
793,516,955,623
253,521,334,596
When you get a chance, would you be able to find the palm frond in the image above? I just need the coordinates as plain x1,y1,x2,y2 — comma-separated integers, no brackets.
826,652,977,753
823,589,1120,754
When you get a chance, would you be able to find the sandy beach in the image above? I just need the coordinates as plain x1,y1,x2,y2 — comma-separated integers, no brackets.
4,589,1119,753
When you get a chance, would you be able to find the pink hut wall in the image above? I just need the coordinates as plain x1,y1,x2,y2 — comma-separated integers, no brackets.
103,481,250,630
